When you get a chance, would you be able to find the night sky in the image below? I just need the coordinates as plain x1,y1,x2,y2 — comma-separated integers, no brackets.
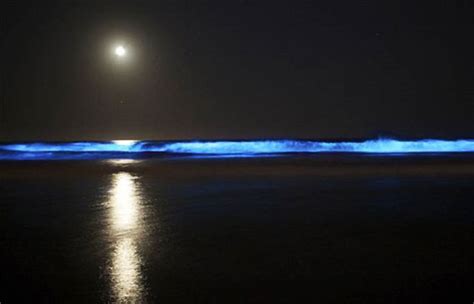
1,1,473,141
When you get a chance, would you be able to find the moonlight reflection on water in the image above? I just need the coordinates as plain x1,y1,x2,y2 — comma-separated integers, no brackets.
105,172,146,303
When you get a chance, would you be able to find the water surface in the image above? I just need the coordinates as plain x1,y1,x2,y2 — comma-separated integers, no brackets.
1,156,473,303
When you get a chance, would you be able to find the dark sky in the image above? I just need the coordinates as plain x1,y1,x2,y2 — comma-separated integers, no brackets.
1,1,473,140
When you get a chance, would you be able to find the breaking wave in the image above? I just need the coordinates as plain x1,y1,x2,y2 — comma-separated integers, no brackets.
1,139,474,160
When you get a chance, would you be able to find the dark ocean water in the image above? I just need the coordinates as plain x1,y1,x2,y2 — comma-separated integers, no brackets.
1,155,473,303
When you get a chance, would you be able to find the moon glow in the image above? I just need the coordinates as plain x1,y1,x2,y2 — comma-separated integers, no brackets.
114,45,127,57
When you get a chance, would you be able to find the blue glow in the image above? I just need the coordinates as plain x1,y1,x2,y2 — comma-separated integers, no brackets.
159,139,474,154
1,139,474,160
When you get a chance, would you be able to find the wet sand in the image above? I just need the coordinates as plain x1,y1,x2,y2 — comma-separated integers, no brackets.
1,155,473,303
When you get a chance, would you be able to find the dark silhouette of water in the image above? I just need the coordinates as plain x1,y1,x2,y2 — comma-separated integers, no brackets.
0,157,473,303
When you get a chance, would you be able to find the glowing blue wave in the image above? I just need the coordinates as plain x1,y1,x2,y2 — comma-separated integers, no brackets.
1,139,474,160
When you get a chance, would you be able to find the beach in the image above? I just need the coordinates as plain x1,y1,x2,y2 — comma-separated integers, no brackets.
1,155,473,303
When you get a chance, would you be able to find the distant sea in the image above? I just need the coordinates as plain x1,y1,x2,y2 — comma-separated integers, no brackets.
1,140,473,303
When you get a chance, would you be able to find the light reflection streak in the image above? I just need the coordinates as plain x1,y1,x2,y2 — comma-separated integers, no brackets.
110,237,144,303
108,173,139,231
105,172,145,303
112,140,138,146
107,159,139,165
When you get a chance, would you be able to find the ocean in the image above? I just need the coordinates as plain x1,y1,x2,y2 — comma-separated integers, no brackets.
1,142,473,302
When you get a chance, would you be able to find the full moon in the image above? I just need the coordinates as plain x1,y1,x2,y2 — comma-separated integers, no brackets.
114,45,126,57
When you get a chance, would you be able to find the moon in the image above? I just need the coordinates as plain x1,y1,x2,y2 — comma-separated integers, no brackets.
114,45,127,57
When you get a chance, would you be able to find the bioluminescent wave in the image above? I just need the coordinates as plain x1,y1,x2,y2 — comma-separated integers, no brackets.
1,139,474,160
